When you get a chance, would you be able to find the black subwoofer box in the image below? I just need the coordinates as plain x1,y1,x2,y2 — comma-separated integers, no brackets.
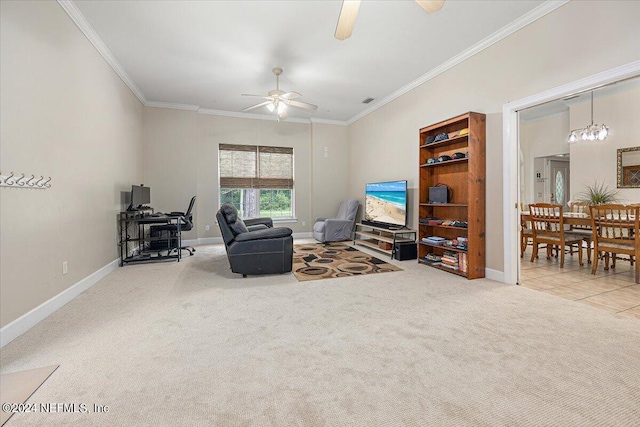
394,242,417,260
149,226,175,251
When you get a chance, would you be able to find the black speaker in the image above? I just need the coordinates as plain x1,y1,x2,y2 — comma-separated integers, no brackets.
429,186,448,204
394,242,417,260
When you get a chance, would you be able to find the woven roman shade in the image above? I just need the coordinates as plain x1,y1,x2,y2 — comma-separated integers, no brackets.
219,144,293,189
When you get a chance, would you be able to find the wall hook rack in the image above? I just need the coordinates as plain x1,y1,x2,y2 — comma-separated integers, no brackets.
0,172,51,189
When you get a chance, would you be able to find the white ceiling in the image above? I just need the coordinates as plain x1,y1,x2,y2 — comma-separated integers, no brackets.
71,0,552,122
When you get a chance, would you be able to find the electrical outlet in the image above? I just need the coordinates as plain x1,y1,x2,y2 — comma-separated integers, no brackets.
205,225,210,231
62,261,68,275
302,221,306,226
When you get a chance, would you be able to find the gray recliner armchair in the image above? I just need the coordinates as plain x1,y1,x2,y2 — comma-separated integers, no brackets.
313,199,360,243
217,203,293,277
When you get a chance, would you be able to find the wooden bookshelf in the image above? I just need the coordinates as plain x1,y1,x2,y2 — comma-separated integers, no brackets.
418,112,486,279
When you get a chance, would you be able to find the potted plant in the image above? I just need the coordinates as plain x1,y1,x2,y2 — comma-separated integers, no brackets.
575,181,621,205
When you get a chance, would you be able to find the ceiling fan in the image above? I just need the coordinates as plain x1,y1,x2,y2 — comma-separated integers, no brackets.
335,0,445,40
242,68,318,120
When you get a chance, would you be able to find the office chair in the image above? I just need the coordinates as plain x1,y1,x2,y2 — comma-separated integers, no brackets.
152,196,197,256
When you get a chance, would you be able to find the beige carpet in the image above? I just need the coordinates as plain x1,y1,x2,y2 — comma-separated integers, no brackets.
292,242,401,281
1,240,639,426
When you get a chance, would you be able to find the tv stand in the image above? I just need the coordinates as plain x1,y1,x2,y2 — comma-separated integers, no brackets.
354,223,416,259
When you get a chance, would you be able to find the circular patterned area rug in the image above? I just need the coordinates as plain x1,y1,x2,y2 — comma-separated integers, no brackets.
292,242,402,282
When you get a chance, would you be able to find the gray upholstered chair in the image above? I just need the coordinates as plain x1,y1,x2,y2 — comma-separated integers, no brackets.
313,199,360,243
217,203,293,277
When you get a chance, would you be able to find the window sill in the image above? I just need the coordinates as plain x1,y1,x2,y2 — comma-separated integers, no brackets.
272,218,298,224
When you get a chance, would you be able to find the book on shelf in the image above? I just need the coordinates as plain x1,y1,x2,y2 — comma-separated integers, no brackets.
425,254,442,262
459,253,468,273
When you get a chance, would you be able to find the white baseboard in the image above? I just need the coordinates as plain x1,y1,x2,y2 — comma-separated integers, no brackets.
485,268,505,283
196,237,223,245
0,259,119,348
293,232,313,239
180,238,202,246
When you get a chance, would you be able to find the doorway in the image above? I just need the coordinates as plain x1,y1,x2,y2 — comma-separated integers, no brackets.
502,60,640,286
509,65,640,319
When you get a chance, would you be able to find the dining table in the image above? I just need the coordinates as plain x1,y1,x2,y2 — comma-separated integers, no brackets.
521,211,637,268
521,212,592,227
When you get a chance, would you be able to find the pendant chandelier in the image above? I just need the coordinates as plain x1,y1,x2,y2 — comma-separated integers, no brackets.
567,91,609,143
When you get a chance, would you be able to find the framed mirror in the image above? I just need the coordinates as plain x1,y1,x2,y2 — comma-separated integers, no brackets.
617,146,640,188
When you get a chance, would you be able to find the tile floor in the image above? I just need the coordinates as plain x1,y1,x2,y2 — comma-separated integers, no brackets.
519,247,640,320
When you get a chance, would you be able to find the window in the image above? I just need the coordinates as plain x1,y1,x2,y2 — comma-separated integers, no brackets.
219,144,294,219
554,170,565,206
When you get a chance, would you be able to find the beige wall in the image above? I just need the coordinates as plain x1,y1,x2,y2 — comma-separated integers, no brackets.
0,1,144,327
310,123,350,221
347,0,640,273
520,113,570,205
142,109,350,238
569,85,640,202
142,108,198,239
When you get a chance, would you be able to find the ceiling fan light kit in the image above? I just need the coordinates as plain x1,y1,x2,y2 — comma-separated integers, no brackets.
241,67,317,121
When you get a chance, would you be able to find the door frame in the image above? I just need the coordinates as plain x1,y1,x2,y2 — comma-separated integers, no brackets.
502,60,640,285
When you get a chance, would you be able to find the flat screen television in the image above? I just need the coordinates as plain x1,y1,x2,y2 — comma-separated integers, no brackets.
363,180,408,229
129,184,150,210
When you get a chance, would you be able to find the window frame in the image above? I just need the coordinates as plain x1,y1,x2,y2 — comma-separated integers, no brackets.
218,144,295,220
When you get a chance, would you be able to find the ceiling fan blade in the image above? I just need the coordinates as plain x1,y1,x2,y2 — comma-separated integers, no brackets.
415,0,445,14
334,0,361,41
285,99,318,111
242,101,272,112
282,91,301,100
241,94,270,99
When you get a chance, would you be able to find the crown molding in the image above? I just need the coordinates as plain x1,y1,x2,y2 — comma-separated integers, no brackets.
346,0,570,125
57,0,147,105
145,101,200,111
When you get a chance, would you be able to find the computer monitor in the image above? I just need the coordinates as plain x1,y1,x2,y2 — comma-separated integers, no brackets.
129,185,150,210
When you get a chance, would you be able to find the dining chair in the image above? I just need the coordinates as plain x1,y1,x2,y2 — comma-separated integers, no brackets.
520,203,534,258
568,201,592,264
589,204,639,283
529,203,583,268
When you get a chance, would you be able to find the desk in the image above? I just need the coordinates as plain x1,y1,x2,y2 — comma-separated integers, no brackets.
119,211,183,266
